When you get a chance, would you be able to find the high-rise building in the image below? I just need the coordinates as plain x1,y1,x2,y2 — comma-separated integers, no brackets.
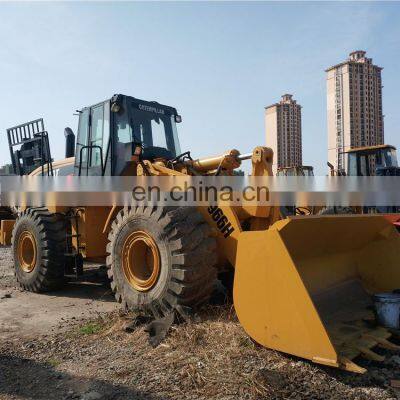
326,50,384,173
265,94,302,173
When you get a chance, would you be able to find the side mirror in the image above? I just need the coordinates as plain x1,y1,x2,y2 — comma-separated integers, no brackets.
175,115,182,123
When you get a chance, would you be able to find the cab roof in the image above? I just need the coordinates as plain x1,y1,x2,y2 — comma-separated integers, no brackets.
345,144,397,154
79,94,179,116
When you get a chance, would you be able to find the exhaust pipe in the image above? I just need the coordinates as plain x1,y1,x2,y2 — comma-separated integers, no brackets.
64,127,75,158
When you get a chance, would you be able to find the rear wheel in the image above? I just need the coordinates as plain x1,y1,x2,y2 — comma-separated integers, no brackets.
12,208,66,292
106,206,217,317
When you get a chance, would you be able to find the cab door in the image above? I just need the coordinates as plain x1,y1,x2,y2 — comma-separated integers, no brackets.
74,101,111,176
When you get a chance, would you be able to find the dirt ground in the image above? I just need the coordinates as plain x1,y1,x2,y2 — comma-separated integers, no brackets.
0,247,118,342
1,246,400,400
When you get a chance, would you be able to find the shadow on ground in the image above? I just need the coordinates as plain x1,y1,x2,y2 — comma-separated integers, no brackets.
51,266,114,302
46,281,114,302
0,354,160,400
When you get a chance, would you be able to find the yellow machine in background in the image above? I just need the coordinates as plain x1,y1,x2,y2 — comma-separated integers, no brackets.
2,94,400,373
276,165,323,216
277,165,314,177
328,144,399,177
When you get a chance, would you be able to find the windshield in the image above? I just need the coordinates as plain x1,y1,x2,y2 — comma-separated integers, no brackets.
377,148,398,167
391,150,398,166
114,99,181,158
347,148,398,176
303,167,314,176
348,153,357,176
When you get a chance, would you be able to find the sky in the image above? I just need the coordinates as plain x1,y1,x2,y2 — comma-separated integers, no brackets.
0,1,399,175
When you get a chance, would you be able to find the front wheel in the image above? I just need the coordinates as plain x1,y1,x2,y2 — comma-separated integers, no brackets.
11,208,66,292
106,206,217,317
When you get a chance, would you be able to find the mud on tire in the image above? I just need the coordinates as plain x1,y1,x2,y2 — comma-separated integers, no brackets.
106,206,218,317
12,208,66,292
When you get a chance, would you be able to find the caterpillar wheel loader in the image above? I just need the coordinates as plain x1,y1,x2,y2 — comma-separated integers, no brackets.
277,165,314,177
329,144,399,178
276,166,322,216
327,145,400,222
2,94,400,373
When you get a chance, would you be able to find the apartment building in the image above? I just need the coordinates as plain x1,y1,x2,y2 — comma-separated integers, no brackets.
265,94,302,173
326,50,384,172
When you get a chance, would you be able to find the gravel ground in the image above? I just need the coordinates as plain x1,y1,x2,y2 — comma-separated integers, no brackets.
1,247,400,400
0,247,118,342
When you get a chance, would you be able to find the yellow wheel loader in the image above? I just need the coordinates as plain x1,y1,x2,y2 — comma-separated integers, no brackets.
276,166,322,216
326,145,400,219
2,94,400,373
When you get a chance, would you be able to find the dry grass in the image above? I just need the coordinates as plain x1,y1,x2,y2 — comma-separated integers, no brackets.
80,305,398,399
2,305,399,399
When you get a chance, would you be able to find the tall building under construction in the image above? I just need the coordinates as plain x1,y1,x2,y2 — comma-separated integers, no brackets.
265,94,302,173
326,50,384,173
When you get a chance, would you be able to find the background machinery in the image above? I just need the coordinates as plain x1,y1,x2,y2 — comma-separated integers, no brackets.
328,144,399,178
327,145,400,218
276,166,320,216
1,94,400,373
276,165,314,177
7,118,53,176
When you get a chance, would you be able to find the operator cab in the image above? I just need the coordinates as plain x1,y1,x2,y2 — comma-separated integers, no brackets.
346,145,399,176
74,94,182,176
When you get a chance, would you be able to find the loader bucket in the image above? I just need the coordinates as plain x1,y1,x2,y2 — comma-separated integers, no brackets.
233,215,400,373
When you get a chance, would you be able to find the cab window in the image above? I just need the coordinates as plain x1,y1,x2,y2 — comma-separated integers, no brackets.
76,109,90,164
75,102,110,175
90,105,104,167
348,153,357,176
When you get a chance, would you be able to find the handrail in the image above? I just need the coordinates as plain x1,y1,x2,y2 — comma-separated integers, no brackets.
78,145,104,176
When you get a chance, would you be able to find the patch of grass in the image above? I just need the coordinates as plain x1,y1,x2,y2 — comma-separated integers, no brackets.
238,335,255,348
47,357,61,367
79,322,102,335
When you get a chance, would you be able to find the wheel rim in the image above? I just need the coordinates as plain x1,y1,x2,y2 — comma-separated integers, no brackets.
122,231,160,291
17,231,37,273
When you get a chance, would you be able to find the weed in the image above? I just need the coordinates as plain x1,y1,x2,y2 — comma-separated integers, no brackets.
47,357,61,367
79,322,102,335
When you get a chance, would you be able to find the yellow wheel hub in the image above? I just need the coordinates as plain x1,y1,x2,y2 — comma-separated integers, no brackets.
17,231,37,273
122,231,160,292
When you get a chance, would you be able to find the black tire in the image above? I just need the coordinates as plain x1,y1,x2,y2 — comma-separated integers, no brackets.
106,206,217,317
0,206,16,220
11,207,66,292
